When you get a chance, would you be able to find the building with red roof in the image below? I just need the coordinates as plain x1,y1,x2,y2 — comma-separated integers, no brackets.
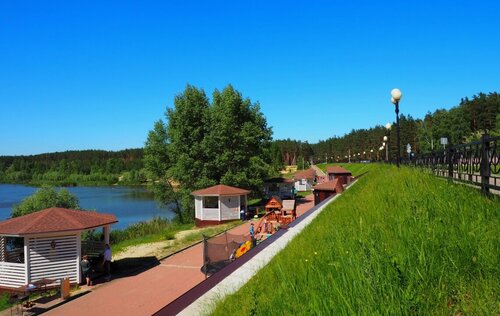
0,207,117,289
293,168,315,192
192,185,250,227
326,165,353,186
312,179,344,205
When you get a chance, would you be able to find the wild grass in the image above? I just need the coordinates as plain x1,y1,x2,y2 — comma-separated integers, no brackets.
109,218,242,255
316,162,372,177
0,293,11,311
212,164,499,315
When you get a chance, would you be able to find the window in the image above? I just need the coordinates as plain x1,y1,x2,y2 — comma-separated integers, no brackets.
203,196,219,208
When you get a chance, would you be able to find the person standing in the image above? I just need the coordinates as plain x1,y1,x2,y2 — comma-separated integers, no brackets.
81,255,92,286
102,244,112,281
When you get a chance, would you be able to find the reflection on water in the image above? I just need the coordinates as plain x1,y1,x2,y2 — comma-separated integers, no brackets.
0,184,175,230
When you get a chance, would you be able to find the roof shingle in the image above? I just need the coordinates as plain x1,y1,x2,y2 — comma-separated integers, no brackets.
293,168,316,180
0,207,118,236
191,184,250,196
326,166,352,175
313,179,344,193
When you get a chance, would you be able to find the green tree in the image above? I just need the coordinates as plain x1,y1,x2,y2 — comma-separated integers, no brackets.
143,120,182,219
144,84,274,223
11,186,80,217
204,85,273,190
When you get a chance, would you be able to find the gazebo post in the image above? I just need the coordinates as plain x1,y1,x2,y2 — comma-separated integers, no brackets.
218,196,222,222
76,233,82,284
245,195,248,217
0,236,5,262
24,236,30,284
103,225,110,245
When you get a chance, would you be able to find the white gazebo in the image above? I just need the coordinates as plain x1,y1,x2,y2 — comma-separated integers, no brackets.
0,207,117,289
192,184,250,227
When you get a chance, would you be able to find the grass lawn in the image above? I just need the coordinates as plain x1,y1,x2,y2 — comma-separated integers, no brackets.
212,164,499,315
316,162,373,177
296,190,311,198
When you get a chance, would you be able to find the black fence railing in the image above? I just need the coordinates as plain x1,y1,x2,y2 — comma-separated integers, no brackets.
407,134,499,194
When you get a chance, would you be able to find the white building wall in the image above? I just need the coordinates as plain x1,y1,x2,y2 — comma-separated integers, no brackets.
28,235,78,284
195,196,203,219
202,208,220,220
220,196,239,220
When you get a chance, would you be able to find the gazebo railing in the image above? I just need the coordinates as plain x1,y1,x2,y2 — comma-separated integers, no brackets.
0,261,26,288
81,240,105,257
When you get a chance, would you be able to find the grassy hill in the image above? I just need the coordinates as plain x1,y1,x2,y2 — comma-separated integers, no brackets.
212,164,499,315
315,162,372,177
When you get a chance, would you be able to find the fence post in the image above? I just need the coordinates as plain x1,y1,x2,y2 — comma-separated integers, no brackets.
481,134,490,194
448,147,454,180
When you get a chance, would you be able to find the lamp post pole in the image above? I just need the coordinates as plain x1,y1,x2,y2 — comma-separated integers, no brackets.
383,136,388,161
391,89,402,168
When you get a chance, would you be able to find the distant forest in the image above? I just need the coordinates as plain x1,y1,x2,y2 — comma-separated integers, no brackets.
0,149,145,185
1,92,498,185
278,92,499,166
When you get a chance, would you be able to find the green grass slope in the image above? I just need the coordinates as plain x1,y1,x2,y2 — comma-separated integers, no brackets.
316,162,371,177
212,165,499,315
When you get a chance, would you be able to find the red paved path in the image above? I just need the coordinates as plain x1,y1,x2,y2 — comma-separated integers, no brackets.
45,195,314,316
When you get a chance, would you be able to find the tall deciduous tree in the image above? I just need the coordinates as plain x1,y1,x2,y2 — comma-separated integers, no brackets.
143,120,182,218
145,84,274,223
204,85,273,189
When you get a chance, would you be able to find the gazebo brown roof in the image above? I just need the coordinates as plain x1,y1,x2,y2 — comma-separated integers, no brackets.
326,166,352,175
191,184,250,196
313,179,343,193
0,207,118,236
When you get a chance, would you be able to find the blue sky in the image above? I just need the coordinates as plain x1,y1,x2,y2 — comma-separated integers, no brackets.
1,1,499,155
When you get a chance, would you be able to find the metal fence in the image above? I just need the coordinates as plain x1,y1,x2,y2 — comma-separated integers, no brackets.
409,134,499,194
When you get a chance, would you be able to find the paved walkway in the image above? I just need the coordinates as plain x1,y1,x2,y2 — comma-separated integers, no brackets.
311,164,327,177
39,195,314,316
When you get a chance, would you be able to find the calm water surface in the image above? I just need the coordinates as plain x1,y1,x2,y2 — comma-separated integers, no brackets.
0,184,175,230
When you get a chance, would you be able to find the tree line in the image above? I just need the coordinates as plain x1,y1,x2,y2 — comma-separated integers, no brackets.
275,92,499,164
0,149,146,185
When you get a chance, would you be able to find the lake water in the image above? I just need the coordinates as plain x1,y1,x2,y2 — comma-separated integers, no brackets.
0,184,176,230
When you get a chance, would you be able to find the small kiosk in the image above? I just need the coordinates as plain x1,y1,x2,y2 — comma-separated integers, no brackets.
192,184,250,227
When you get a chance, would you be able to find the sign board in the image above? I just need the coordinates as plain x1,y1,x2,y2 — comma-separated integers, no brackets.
440,137,448,145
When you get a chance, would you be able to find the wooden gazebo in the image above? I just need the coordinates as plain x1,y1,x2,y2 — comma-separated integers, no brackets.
192,185,250,227
0,207,117,289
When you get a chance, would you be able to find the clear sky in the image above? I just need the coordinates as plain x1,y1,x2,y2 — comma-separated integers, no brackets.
1,1,499,155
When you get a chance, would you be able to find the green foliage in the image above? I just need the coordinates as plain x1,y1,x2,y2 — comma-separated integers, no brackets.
212,165,499,315
0,149,144,185
273,92,499,163
11,186,80,217
144,84,274,223
0,293,12,312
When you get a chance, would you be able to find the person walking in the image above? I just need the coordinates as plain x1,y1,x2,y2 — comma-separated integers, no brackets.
81,255,92,286
102,244,112,281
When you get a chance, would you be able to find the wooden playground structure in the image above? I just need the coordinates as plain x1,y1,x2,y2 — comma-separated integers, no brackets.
254,196,296,239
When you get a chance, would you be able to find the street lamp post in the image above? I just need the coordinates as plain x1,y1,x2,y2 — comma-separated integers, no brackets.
391,89,402,167
383,136,388,161
385,123,391,162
